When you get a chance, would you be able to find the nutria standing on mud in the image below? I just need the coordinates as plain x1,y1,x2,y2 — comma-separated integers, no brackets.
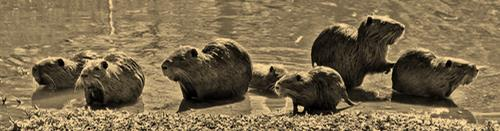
392,48,479,98
75,52,145,106
249,64,287,94
161,38,252,100
311,15,405,90
32,51,99,89
273,66,358,114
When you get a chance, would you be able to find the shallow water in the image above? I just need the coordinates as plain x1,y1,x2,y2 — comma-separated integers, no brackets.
0,0,499,126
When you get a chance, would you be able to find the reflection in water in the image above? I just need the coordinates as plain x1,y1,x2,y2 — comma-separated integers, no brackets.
391,92,458,107
177,96,245,113
31,87,84,109
108,0,115,35
215,0,238,39
391,92,477,123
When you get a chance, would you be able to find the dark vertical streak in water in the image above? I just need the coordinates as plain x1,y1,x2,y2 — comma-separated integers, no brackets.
215,0,238,39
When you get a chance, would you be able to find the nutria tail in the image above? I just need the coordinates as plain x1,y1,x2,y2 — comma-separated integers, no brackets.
342,90,358,106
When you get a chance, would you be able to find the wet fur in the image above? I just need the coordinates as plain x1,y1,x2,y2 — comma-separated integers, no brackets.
274,66,357,114
392,48,479,98
161,38,252,100
311,15,405,90
249,64,287,93
75,52,145,106
32,51,99,89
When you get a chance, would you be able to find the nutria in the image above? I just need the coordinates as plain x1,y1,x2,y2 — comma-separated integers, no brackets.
161,38,252,100
311,15,405,90
75,52,145,106
249,64,287,94
392,48,479,98
32,51,99,89
273,66,357,114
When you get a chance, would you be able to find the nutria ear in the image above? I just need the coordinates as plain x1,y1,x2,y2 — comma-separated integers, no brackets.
56,58,65,67
190,49,198,57
295,75,302,81
269,66,275,73
445,60,452,67
101,61,108,69
366,16,373,25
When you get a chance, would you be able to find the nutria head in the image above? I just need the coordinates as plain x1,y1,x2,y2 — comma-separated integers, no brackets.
161,46,205,82
438,57,479,86
75,59,110,105
250,64,287,90
274,73,317,106
32,57,79,89
358,15,406,45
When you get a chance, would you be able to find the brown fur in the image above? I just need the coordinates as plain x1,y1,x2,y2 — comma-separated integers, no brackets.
311,15,405,90
273,66,357,114
161,38,252,100
75,52,145,106
249,64,287,93
392,48,479,98
32,51,99,89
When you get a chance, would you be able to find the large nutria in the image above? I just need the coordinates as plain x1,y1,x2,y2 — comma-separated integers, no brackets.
311,15,405,90
161,38,252,100
32,51,99,89
392,48,479,98
273,66,357,114
249,64,287,94
75,52,145,106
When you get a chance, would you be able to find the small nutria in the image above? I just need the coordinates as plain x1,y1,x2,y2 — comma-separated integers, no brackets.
274,66,358,114
32,51,99,89
249,64,287,93
161,38,252,100
75,52,145,106
392,48,479,98
311,15,405,90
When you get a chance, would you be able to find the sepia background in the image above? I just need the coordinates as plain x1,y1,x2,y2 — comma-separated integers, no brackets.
0,0,499,127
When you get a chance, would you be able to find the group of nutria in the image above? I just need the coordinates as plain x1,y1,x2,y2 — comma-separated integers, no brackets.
32,15,478,114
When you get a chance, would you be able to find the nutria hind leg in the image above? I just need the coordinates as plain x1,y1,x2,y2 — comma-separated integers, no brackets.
292,100,299,115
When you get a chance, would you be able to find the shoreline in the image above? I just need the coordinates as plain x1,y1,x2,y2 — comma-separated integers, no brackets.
6,108,499,130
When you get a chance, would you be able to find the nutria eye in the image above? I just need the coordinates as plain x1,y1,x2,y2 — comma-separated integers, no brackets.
295,75,302,81
445,60,452,68
56,59,65,67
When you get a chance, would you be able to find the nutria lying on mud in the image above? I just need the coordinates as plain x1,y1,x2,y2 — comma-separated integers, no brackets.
32,51,99,89
274,66,358,114
161,38,252,100
392,48,479,98
311,15,405,90
75,52,145,107
249,64,287,95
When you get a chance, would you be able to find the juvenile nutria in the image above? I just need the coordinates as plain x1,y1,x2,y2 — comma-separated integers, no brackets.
32,51,99,89
392,48,479,98
274,66,358,114
311,15,405,90
75,52,145,106
161,38,252,100
249,64,287,94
